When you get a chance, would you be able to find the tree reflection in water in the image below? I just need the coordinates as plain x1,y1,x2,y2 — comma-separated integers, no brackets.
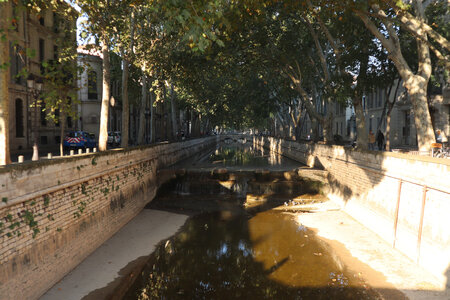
209,144,285,167
123,209,380,300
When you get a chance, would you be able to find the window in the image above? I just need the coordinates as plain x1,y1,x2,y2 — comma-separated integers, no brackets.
53,12,59,33
41,136,48,144
378,90,382,107
39,39,45,74
10,43,25,85
39,13,45,26
12,2,19,32
341,121,343,136
15,99,24,137
67,116,72,128
88,70,98,99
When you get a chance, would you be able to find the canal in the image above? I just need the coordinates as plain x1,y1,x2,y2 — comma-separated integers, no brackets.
122,140,381,299
39,138,446,300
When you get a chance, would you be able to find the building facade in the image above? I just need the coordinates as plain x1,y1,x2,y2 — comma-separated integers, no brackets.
8,2,76,151
296,81,449,149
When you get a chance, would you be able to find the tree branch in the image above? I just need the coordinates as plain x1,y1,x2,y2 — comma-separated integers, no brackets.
306,0,341,62
303,17,330,82
355,9,414,80
384,0,450,52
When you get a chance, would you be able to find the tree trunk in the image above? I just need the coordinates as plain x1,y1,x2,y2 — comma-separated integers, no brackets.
150,90,154,143
137,75,147,144
353,95,368,150
121,11,135,147
191,113,198,137
322,111,334,144
129,104,135,144
405,75,435,151
98,38,111,151
121,51,130,147
0,3,11,165
59,110,66,156
311,118,319,142
170,83,177,140
386,109,392,151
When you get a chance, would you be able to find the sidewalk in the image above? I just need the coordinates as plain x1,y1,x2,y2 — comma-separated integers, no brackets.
40,209,188,300
293,204,449,300
10,145,63,162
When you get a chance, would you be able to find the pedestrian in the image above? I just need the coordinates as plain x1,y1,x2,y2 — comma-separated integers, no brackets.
376,130,384,151
368,130,375,150
436,130,443,144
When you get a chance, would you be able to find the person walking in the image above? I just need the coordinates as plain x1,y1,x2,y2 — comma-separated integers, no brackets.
376,130,384,151
368,130,375,150
436,130,443,144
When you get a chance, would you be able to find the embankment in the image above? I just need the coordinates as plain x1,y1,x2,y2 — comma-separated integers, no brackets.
0,137,217,299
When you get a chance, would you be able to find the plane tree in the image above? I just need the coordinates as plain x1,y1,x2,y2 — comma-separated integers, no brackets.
348,0,449,151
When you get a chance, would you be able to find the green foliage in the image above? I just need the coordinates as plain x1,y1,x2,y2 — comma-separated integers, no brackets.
10,0,448,141
43,196,50,206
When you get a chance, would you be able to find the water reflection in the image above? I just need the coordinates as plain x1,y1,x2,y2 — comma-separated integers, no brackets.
124,209,379,299
208,144,290,168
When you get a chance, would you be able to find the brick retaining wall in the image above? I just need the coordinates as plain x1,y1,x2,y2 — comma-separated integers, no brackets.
0,137,217,299
254,136,450,281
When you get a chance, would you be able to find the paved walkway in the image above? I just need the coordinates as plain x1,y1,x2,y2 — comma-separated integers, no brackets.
40,209,188,300
293,203,450,300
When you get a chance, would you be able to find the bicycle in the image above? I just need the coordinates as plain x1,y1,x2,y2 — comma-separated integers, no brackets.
432,143,449,158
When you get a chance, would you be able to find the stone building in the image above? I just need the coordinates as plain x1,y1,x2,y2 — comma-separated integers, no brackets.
326,82,449,149
359,83,448,149
76,46,122,139
7,2,76,152
297,81,449,149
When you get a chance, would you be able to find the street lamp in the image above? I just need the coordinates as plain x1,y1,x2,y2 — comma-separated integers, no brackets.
27,74,43,161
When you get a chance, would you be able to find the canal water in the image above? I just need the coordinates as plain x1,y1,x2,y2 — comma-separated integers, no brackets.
123,142,381,299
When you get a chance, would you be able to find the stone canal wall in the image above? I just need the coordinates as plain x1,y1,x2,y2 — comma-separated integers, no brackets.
253,136,450,281
0,137,217,300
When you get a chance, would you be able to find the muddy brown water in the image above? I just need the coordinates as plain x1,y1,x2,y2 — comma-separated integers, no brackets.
122,202,380,299
121,143,381,299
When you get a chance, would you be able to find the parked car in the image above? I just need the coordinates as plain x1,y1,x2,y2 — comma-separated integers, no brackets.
108,131,121,146
113,131,121,145
107,132,114,145
64,131,97,150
